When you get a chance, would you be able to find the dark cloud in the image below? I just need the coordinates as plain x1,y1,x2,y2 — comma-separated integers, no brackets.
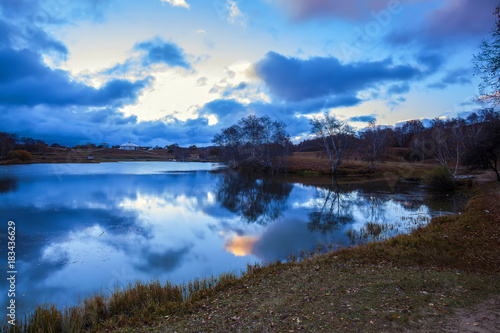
387,82,410,95
100,38,192,77
275,0,398,21
135,37,190,69
441,68,473,85
0,0,194,147
416,51,445,72
426,0,496,39
427,82,446,90
134,246,191,274
0,18,68,55
222,82,248,97
349,115,377,123
200,98,312,138
0,48,153,107
387,0,497,47
254,51,423,103
201,98,247,124
0,103,221,147
427,68,473,90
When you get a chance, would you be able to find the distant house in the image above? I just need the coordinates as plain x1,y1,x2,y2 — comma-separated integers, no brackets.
120,141,139,151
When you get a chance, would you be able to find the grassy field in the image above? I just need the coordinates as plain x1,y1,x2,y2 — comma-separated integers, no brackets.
285,150,436,178
3,173,499,332
0,147,215,165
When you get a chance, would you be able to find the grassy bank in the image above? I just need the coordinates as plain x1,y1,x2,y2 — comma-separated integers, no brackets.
122,177,499,333
0,147,217,165
3,149,433,180
3,176,499,332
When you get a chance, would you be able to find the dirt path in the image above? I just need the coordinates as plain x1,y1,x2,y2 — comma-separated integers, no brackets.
438,295,500,333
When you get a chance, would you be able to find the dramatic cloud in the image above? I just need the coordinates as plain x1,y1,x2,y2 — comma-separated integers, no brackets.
135,38,191,69
254,51,423,103
0,0,488,147
0,48,152,107
161,0,190,9
0,104,219,147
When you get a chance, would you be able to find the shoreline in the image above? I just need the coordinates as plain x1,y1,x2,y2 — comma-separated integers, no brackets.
3,173,498,332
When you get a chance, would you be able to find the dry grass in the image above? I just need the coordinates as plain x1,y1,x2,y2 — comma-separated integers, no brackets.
0,147,215,165
332,181,500,273
287,152,432,179
1,274,240,333
126,263,498,333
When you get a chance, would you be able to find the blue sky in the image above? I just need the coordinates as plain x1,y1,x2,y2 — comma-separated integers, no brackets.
0,0,497,146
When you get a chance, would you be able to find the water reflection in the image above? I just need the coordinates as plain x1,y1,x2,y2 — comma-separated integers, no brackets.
0,177,17,193
307,179,354,234
216,172,293,224
0,162,465,316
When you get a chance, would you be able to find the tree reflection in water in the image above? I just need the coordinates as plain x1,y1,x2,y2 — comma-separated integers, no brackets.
307,178,354,234
216,171,293,224
0,177,17,193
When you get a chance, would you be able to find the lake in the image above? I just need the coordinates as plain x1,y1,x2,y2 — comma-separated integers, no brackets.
0,162,465,316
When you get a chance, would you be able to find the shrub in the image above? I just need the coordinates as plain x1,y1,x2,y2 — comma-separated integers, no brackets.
8,150,32,161
424,166,456,191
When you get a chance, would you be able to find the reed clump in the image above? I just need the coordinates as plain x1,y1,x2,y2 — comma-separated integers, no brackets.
1,272,239,333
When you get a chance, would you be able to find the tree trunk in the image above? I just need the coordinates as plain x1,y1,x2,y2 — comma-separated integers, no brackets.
494,158,500,181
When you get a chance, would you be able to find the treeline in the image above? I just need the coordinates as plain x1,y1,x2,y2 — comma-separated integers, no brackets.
0,133,215,163
0,133,49,161
213,109,500,180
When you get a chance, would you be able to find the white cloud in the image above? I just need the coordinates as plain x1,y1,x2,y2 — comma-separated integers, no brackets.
161,0,190,9
213,0,245,26
227,1,243,25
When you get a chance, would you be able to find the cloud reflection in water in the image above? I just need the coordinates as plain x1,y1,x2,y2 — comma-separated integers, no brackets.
0,163,463,316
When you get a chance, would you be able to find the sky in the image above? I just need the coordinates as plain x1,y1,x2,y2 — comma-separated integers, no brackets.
0,0,497,147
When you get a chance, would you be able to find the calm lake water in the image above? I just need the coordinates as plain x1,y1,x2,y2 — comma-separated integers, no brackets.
0,162,465,315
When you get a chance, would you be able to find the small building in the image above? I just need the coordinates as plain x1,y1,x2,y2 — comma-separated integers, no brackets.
120,141,139,151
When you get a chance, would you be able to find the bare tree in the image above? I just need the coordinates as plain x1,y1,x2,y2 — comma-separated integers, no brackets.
474,6,500,105
393,119,425,147
310,113,354,174
239,115,265,158
0,133,17,161
255,116,291,172
214,115,291,172
463,111,500,181
360,121,388,171
212,124,242,168
429,122,468,176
